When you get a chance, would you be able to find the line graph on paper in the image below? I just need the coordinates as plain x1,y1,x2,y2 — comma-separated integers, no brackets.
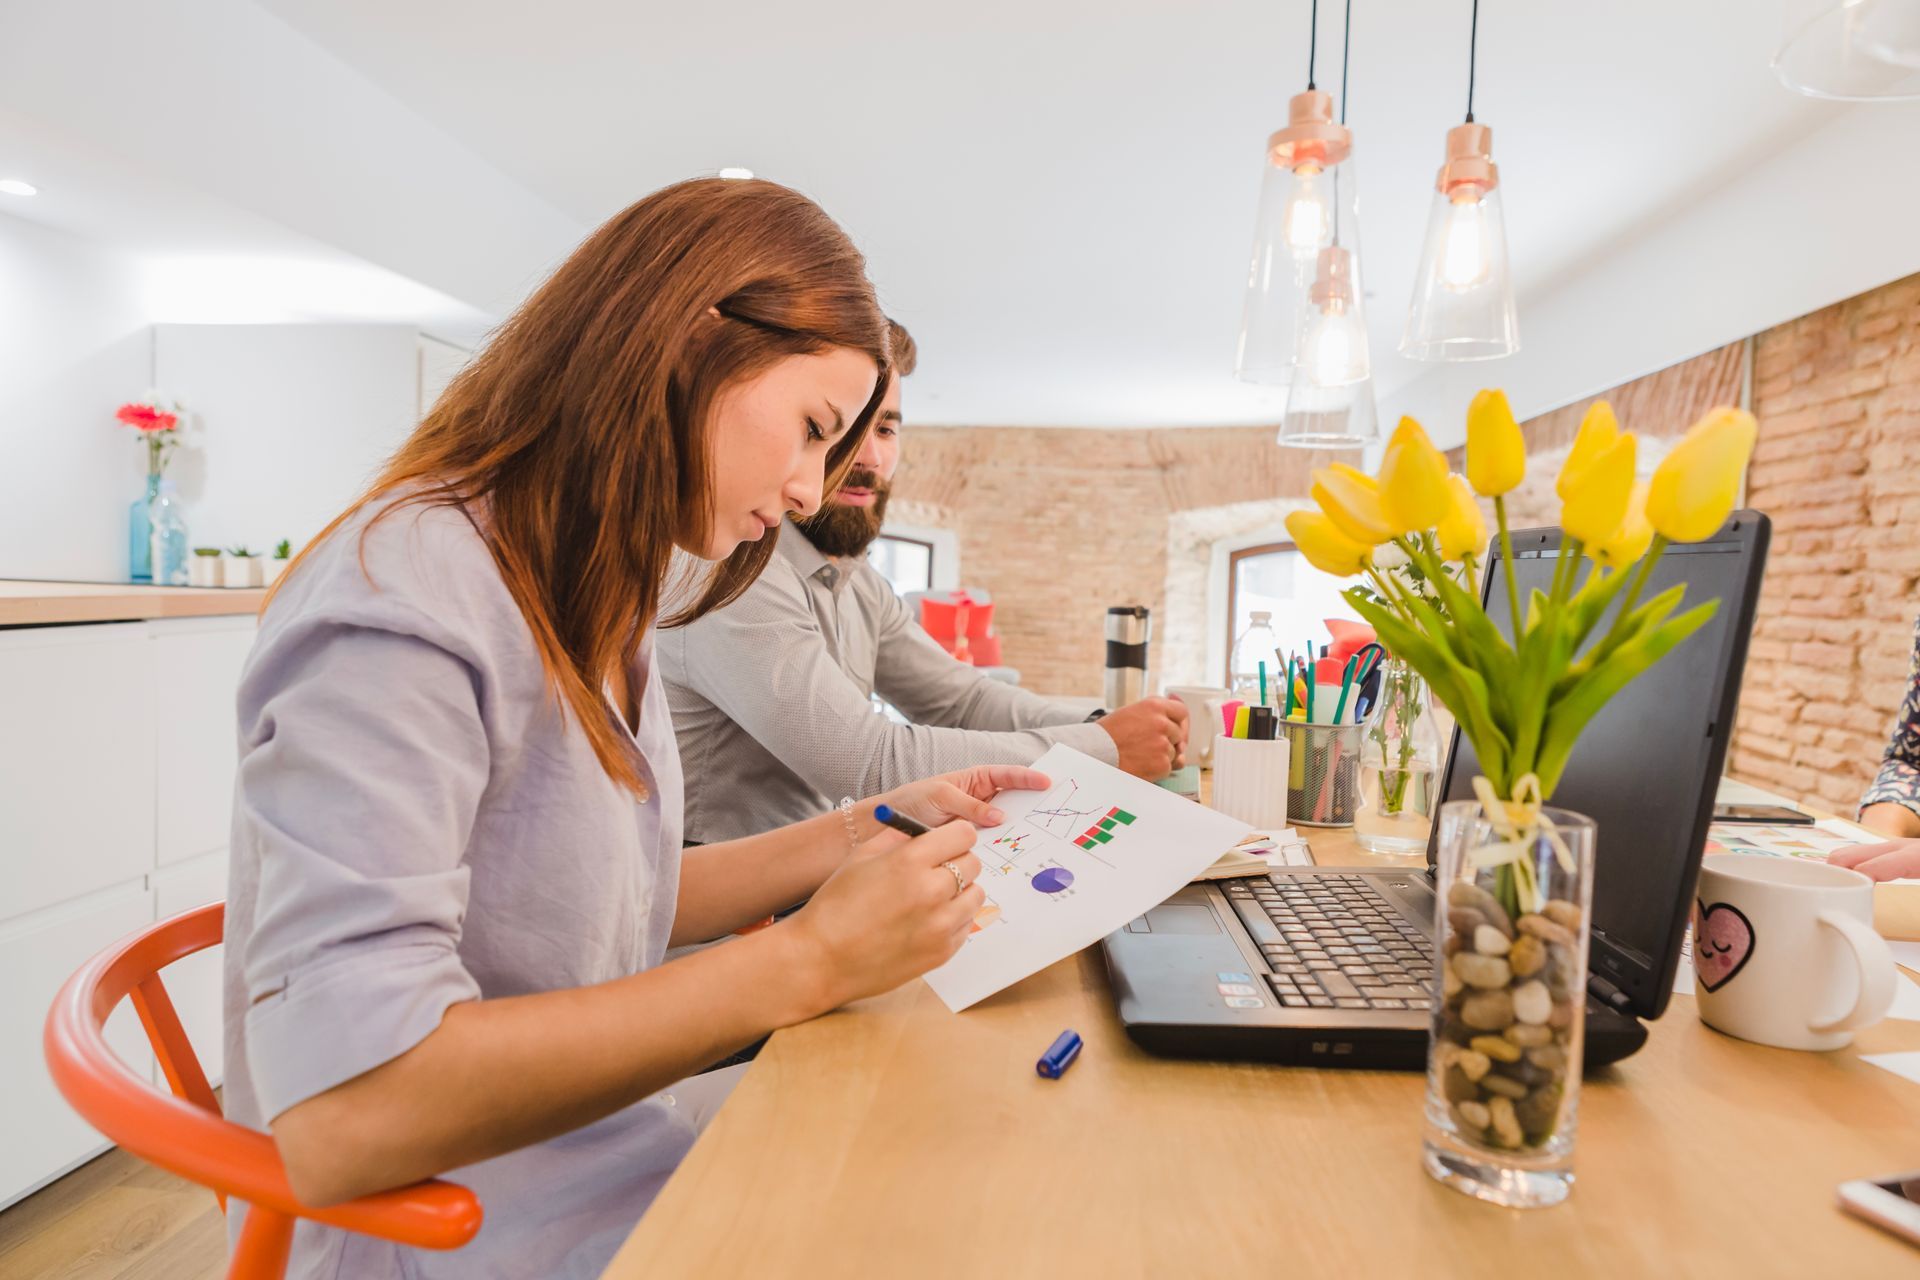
959,763,1161,936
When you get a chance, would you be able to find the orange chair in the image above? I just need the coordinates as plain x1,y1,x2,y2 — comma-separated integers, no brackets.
43,901,482,1279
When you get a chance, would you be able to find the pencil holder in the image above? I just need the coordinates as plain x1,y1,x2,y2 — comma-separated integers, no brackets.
1210,736,1291,829
1283,720,1365,827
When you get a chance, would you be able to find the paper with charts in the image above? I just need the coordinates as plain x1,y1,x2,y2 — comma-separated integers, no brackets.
923,743,1252,1011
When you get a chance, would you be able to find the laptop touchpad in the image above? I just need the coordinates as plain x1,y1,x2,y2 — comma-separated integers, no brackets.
1144,904,1224,935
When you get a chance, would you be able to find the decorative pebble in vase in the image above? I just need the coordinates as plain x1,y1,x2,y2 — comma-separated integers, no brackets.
1423,798,1595,1208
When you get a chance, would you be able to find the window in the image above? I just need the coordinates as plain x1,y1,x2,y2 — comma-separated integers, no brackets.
1224,541,1362,684
868,534,934,596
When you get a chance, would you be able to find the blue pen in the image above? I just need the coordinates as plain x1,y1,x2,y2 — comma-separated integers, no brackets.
872,804,930,838
1036,1029,1083,1079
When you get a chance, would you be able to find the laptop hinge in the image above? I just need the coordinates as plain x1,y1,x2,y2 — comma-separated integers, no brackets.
1587,973,1633,1012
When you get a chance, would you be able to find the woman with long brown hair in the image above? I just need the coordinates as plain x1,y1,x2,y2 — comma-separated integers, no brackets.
223,178,1039,1279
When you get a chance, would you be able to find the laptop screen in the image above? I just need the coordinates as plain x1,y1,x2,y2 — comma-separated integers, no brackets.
1433,514,1769,1019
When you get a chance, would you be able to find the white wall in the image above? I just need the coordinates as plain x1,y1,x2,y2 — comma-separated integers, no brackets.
0,213,156,580
155,324,421,555
1382,101,1920,447
0,210,432,579
0,0,581,319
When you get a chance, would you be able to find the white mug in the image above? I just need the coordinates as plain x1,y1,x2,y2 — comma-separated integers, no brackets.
1692,853,1898,1051
1165,684,1230,766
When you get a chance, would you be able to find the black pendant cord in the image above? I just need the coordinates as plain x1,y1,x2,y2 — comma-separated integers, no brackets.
1332,0,1353,246
1465,0,1479,122
1340,0,1353,124
1307,0,1319,89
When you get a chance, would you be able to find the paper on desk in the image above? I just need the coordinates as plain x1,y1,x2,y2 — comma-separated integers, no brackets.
1193,829,1312,881
1861,1052,1920,1089
1673,928,1920,1020
1703,817,1920,886
924,743,1251,1011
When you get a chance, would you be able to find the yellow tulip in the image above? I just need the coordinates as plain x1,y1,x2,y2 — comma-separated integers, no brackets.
1378,416,1452,534
1556,400,1619,500
1285,509,1372,578
1646,407,1758,543
1311,463,1394,546
1590,482,1653,568
1559,431,1637,547
1466,389,1525,497
1437,474,1490,562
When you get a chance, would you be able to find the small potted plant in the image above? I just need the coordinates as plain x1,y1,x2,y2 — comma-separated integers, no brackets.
265,539,293,586
224,546,263,589
189,547,224,588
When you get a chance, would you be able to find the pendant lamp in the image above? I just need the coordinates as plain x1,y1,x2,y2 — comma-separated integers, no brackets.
1774,0,1920,100
1238,0,1366,390
1274,0,1378,448
1400,0,1518,362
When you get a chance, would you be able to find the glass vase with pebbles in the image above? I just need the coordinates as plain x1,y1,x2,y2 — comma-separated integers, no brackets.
1422,798,1595,1208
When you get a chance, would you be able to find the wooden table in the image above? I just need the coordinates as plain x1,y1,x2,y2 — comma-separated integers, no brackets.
607,829,1920,1278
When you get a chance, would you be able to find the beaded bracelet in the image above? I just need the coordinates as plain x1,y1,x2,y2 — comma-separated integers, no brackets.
838,796,860,856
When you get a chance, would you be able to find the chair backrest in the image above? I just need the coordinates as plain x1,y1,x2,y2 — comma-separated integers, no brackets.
43,901,482,1280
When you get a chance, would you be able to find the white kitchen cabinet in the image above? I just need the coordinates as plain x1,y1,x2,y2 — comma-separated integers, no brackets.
0,615,253,1210
0,623,155,923
154,616,255,867
151,850,230,1088
0,882,154,1205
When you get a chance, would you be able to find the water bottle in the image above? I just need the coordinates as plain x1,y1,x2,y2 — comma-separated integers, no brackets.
1229,610,1281,704
147,480,190,586
1103,606,1150,710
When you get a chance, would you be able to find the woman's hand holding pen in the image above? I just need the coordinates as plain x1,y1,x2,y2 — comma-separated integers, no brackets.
783,819,985,1011
780,766,1047,1011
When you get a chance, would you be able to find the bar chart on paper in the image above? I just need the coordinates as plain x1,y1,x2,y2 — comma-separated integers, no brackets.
925,743,1251,1011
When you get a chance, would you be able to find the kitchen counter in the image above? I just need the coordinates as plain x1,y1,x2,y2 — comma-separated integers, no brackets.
0,580,267,627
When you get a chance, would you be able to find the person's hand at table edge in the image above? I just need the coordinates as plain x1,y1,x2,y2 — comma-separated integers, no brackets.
1830,838,1920,883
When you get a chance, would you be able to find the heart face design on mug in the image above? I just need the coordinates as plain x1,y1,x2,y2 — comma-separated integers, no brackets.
1693,899,1755,993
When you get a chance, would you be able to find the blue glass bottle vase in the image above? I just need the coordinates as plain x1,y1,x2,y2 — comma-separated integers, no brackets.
129,474,160,581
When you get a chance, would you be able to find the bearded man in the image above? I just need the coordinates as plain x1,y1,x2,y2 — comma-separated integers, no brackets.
660,320,1188,846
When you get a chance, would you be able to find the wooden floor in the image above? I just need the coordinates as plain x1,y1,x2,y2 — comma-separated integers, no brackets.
0,1148,225,1280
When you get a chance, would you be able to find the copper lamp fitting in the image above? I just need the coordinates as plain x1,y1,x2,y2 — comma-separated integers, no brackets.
1267,89,1353,173
1308,245,1356,311
1435,122,1499,201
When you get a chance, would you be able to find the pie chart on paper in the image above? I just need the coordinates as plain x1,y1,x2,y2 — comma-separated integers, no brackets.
1031,866,1075,894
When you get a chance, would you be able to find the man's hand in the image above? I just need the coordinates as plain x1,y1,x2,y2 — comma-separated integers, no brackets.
1096,696,1189,781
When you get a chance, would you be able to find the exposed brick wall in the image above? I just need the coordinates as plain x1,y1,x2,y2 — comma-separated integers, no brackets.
892,275,1920,820
890,428,1352,696
1727,273,1920,814
1443,342,1747,529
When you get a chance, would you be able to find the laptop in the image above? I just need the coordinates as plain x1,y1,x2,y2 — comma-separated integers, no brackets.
1102,511,1771,1069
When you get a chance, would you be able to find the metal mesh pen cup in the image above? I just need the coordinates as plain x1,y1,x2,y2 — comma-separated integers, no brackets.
1284,720,1366,827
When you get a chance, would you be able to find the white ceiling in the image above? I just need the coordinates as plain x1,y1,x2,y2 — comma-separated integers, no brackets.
253,0,1841,428
11,0,1848,428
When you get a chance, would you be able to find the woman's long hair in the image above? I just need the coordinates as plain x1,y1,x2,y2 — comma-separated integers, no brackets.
271,178,890,793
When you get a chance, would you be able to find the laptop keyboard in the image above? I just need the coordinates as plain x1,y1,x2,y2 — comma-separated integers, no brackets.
1222,875,1435,1011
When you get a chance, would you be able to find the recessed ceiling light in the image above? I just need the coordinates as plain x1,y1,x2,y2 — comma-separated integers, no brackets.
0,179,38,197
718,167,754,180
